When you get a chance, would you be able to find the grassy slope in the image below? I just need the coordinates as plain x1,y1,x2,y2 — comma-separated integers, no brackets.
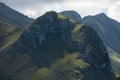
26,52,89,80
0,21,24,51
107,47,120,77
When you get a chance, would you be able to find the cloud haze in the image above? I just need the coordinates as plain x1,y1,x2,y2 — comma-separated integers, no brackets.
0,0,120,22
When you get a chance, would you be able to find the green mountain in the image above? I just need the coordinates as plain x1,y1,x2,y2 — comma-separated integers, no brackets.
0,21,24,51
0,2,34,29
82,13,120,54
82,13,120,76
60,11,120,77
0,11,115,80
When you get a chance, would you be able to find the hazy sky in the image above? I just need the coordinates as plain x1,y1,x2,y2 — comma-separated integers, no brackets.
0,0,120,21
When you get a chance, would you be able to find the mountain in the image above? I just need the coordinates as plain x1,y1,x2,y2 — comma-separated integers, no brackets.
60,10,81,22
82,13,120,54
82,13,120,75
60,10,120,76
0,11,114,80
0,2,34,29
0,21,24,51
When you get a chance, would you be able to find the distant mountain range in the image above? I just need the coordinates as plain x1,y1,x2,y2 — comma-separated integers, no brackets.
0,2,120,80
0,2,34,29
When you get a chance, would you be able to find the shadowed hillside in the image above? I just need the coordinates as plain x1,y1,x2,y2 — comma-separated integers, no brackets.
0,11,115,80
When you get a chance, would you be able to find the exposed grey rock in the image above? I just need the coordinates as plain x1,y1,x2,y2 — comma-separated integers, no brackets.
82,13,120,76
82,13,120,54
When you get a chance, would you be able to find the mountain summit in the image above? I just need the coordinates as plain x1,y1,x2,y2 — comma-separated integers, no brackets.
61,10,81,22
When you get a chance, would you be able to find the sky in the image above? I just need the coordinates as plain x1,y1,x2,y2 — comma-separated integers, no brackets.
0,0,120,22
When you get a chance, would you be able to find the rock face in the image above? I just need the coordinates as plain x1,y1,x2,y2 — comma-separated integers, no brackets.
5,11,76,67
60,11,120,76
60,10,81,22
82,13,120,75
82,13,120,54
0,11,115,80
0,2,33,28
71,24,114,80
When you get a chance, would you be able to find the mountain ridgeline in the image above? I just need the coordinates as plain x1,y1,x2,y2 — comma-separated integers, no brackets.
0,11,115,80
61,11,120,76
82,13,120,54
82,13,120,76
0,2,34,29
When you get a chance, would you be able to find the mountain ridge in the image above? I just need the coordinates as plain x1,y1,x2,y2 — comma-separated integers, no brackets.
0,2,34,29
82,12,120,76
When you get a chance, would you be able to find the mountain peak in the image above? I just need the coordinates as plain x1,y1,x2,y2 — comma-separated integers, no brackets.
43,11,57,17
37,11,57,22
60,10,81,22
0,2,5,6
61,10,79,14
96,13,108,18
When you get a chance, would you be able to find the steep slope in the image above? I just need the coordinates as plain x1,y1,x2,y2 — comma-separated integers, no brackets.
0,2,34,28
61,10,81,22
0,21,24,51
61,11,120,54
107,47,120,76
82,13,120,75
0,11,114,80
82,13,120,54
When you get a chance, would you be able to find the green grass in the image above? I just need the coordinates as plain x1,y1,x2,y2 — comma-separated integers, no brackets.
50,52,89,80
107,47,120,77
24,52,89,80
0,53,32,80
52,52,89,69
57,13,67,19
0,21,24,51
1,30,23,50
72,24,83,33
27,68,50,80
71,24,85,43
69,18,76,23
